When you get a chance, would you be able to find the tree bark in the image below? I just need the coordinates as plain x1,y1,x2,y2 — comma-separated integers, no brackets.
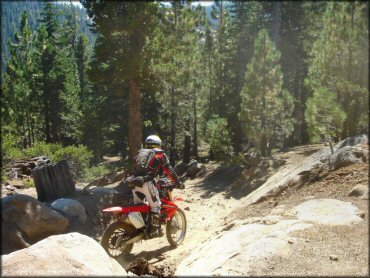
208,51,212,117
273,1,281,49
192,95,199,160
183,133,191,164
345,2,355,137
129,79,142,166
43,75,51,143
32,160,75,202
170,87,177,164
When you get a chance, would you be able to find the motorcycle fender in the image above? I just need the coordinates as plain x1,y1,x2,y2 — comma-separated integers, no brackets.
102,206,123,212
128,212,146,229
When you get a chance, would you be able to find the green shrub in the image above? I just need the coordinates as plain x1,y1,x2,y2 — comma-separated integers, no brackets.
54,145,93,181
227,152,246,166
25,179,35,187
23,141,63,158
2,134,23,161
206,117,233,160
83,165,110,183
18,141,92,181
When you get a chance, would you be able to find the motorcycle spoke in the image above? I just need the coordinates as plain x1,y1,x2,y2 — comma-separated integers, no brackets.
107,228,130,256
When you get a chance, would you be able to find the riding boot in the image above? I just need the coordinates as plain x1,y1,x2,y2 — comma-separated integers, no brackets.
147,212,163,238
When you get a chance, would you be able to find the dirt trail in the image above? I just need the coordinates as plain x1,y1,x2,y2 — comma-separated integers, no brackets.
115,162,240,274
116,145,324,275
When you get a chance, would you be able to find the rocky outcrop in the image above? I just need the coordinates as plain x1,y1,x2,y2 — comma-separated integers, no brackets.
83,169,127,192
1,232,127,276
4,156,51,180
51,198,87,223
238,135,368,206
292,199,364,225
328,145,367,170
186,160,205,178
176,199,363,276
348,184,369,200
228,155,286,198
174,160,205,178
1,194,69,254
175,162,188,176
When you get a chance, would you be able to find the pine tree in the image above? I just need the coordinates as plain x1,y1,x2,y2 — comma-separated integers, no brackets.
34,2,60,142
305,87,346,152
305,2,368,139
240,29,293,156
2,11,39,148
83,1,160,164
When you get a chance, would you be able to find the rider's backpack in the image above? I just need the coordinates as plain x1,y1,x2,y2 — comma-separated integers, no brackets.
134,148,159,174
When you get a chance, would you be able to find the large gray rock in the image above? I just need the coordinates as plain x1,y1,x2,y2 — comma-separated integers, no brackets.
238,135,368,208
175,162,188,176
348,184,369,199
176,198,364,276
51,198,87,223
1,232,127,276
186,160,203,178
1,194,69,254
336,134,368,149
328,146,366,170
176,218,313,276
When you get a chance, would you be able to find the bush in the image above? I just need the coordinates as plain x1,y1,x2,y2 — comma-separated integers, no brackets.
53,145,93,181
2,134,23,161
25,179,35,187
23,142,63,159
227,152,246,166
12,141,93,181
206,117,233,160
83,165,110,183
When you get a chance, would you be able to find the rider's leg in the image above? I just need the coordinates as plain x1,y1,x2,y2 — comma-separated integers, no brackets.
132,189,146,205
134,182,162,237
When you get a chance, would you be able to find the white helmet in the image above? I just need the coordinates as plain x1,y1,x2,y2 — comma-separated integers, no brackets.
145,135,162,148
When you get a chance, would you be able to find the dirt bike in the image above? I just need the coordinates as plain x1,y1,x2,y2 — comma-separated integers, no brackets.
100,177,187,258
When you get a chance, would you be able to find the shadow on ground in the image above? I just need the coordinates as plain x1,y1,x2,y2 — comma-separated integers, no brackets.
195,164,244,199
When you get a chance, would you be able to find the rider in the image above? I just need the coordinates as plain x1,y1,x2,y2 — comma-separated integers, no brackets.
130,135,184,238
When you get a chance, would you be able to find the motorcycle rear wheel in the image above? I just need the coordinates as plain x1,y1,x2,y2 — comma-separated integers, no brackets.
166,208,187,247
101,221,136,257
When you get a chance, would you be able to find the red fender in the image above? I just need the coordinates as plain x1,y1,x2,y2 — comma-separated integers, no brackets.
102,206,124,212
102,205,150,213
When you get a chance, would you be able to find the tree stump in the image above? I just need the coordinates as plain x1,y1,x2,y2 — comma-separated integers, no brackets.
31,160,75,202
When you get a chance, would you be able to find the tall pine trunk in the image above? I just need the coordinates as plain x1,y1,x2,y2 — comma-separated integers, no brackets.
208,51,212,117
273,2,281,49
129,79,142,166
43,77,51,143
345,2,355,137
193,95,199,159
170,87,177,164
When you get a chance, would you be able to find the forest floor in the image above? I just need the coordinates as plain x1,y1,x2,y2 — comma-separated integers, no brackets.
2,143,368,276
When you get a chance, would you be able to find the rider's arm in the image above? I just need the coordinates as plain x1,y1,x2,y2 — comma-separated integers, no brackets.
143,150,182,186
163,164,181,187
159,153,181,186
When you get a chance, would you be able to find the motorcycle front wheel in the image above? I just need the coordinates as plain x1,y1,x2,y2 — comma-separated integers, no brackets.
166,208,187,247
101,221,136,257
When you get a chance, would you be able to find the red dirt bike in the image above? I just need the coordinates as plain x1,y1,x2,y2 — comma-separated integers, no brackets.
101,177,187,258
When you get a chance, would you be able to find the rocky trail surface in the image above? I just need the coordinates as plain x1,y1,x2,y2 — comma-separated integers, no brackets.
2,136,368,277
111,142,368,276
117,140,368,277
116,162,243,276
